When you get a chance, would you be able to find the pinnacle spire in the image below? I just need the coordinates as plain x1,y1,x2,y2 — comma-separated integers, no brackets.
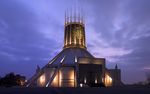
115,64,118,69
64,0,84,25
64,3,86,49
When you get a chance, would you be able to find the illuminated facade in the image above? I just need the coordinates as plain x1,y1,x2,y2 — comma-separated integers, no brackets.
26,11,123,87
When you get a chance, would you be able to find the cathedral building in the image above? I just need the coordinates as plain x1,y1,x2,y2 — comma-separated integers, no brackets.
26,11,123,87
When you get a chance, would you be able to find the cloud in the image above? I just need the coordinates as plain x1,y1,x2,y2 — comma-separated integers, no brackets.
0,0,150,84
83,0,150,83
0,0,59,77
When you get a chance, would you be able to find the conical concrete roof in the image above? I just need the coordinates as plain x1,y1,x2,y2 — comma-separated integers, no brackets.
48,48,94,66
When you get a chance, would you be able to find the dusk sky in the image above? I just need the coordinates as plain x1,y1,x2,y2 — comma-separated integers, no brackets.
0,0,150,84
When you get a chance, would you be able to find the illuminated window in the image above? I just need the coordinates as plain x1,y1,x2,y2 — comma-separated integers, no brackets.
80,83,83,87
75,56,77,62
84,77,86,84
95,78,97,84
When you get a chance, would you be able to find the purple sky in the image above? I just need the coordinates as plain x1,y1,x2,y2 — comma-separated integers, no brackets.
0,0,150,84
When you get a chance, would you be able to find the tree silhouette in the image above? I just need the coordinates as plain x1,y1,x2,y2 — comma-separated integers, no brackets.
146,71,150,85
0,72,26,87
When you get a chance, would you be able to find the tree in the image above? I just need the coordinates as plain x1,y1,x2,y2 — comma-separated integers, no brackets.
0,76,1,85
146,71,150,85
0,72,26,87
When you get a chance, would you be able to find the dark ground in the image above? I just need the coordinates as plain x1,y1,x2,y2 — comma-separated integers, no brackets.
0,85,150,94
